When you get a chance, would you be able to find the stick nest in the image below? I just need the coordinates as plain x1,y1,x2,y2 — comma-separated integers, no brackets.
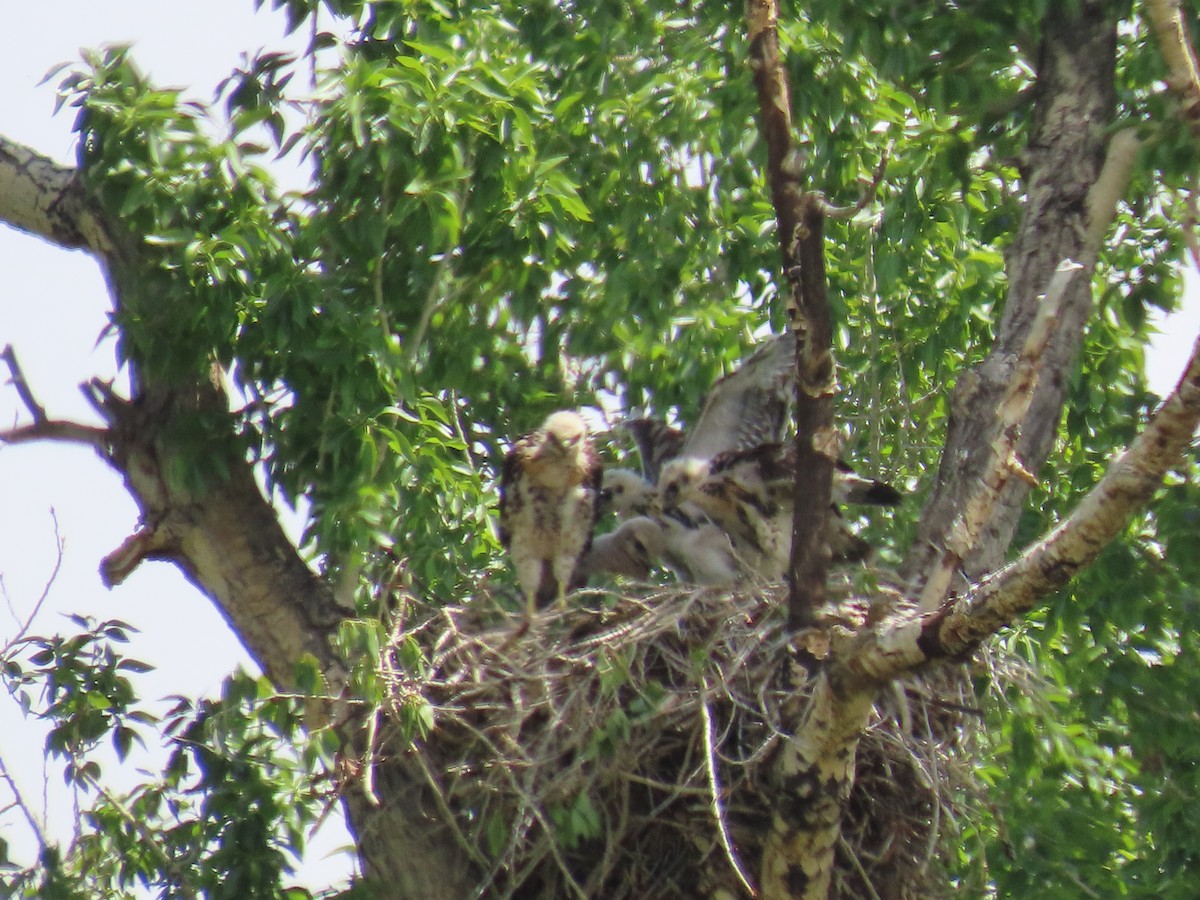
379,583,986,899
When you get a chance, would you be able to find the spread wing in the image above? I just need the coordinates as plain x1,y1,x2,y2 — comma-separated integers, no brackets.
621,334,793,482
624,418,686,484
680,333,793,462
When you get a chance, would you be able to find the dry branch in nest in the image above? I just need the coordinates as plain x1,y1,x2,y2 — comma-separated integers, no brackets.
375,583,990,899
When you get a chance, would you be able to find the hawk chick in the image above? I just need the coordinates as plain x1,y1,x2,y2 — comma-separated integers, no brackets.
498,410,602,614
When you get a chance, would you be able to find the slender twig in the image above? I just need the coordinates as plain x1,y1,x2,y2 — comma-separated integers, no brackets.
2,509,64,651
1,345,46,421
0,752,48,853
820,141,894,221
700,680,758,898
1,347,109,448
836,832,883,900
411,751,490,868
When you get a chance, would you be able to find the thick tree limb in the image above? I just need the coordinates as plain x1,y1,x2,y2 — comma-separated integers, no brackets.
842,316,1200,686
0,138,477,894
0,136,111,252
1146,0,1200,135
902,4,1119,598
940,316,1200,653
917,260,1081,611
760,676,875,900
745,0,835,630
1085,128,1140,250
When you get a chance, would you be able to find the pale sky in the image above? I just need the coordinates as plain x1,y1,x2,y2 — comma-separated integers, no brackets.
0,2,1197,895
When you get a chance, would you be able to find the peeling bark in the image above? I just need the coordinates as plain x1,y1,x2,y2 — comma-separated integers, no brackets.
761,677,874,900
839,321,1200,688
0,136,111,251
902,3,1119,604
3,3,1198,897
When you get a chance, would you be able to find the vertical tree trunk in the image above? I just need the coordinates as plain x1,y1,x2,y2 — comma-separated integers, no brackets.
902,1,1118,601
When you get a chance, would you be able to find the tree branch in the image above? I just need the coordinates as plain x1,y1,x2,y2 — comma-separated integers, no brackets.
917,260,1082,612
0,344,111,450
818,142,892,221
1146,0,1200,136
745,0,835,631
841,313,1200,685
900,5,1118,594
760,676,875,900
0,136,111,252
936,312,1200,655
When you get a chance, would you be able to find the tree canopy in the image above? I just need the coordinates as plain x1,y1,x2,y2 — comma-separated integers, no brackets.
4,0,1200,897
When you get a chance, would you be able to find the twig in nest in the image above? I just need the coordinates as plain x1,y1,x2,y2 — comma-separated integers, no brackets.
701,678,757,898
838,832,884,900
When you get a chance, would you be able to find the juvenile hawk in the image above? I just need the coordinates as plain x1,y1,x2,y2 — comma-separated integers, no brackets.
579,515,667,582
498,410,603,614
659,441,902,580
600,467,742,585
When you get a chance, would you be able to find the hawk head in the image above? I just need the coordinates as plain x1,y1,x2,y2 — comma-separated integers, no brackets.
600,468,660,517
621,515,667,566
658,457,710,510
537,410,590,460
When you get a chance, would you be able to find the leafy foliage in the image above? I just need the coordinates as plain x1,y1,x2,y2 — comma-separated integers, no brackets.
2,620,340,899
6,0,1200,895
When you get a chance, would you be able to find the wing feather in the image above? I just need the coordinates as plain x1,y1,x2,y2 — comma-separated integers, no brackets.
680,334,793,461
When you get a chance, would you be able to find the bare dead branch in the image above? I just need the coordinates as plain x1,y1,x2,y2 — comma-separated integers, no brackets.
1,345,111,450
1,345,45,422
80,377,127,425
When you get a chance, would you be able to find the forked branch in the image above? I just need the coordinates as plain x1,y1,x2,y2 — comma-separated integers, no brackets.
917,260,1082,612
0,345,110,450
